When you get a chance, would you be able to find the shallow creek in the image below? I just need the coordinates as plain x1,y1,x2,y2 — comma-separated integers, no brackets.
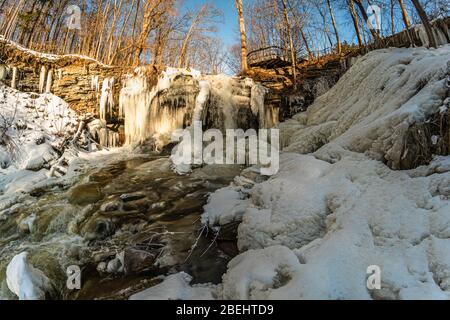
0,154,243,299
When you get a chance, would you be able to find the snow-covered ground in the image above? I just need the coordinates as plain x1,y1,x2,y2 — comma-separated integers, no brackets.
134,45,450,300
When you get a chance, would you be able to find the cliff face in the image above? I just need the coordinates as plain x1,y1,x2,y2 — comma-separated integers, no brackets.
0,36,127,116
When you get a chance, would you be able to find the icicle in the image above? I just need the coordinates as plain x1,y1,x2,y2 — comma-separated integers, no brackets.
45,69,53,93
39,66,47,93
120,68,197,145
58,69,63,80
99,77,115,121
11,66,18,89
91,75,99,91
193,80,210,122
0,65,8,81
249,79,270,128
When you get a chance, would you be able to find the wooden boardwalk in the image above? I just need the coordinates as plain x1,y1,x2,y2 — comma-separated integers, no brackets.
247,46,293,68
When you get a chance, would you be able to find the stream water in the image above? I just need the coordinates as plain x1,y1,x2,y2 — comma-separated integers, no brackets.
0,152,243,300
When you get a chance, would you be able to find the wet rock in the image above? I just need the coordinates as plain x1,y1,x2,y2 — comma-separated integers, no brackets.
68,182,104,205
97,262,107,273
92,251,116,263
151,202,166,210
82,218,116,240
17,213,37,234
106,252,124,274
123,248,156,275
100,201,121,212
106,258,122,274
120,192,145,202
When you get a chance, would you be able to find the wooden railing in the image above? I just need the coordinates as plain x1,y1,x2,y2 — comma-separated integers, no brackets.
247,46,292,67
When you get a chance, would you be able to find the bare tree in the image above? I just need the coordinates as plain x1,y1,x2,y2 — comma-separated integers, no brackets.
280,0,297,88
325,0,341,53
235,0,249,75
347,0,363,46
410,0,437,48
398,0,411,28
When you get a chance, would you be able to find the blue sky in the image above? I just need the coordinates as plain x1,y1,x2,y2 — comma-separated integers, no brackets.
181,0,239,48
179,0,421,52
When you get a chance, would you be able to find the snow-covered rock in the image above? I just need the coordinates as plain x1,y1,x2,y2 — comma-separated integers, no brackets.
6,252,52,300
129,272,217,300
201,186,250,227
0,84,80,206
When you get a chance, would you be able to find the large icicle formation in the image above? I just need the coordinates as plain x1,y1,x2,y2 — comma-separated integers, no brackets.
99,77,115,121
119,67,274,145
192,45,450,300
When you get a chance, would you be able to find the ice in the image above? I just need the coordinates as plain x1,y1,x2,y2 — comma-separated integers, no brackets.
38,65,46,93
99,77,115,121
120,68,198,144
120,67,274,148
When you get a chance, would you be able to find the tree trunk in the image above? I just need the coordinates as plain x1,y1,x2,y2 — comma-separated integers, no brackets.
235,0,248,75
353,0,382,42
398,0,411,28
410,0,437,48
326,0,341,54
280,0,297,89
347,0,363,46
391,0,395,35
179,5,207,68
26,0,46,47
286,0,314,60
133,0,163,66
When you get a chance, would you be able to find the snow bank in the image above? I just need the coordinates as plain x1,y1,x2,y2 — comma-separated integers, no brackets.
0,84,79,184
279,46,450,169
6,252,52,300
129,272,217,300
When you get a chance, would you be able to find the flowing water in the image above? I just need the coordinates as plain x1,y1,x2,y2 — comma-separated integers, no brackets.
0,153,243,300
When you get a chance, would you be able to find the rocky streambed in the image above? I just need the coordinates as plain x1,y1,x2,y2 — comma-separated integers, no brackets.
0,153,243,300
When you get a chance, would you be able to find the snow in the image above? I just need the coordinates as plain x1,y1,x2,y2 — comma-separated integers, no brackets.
0,83,105,214
201,186,250,227
195,45,450,300
129,272,217,300
6,252,51,300
221,245,302,300
0,84,78,180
